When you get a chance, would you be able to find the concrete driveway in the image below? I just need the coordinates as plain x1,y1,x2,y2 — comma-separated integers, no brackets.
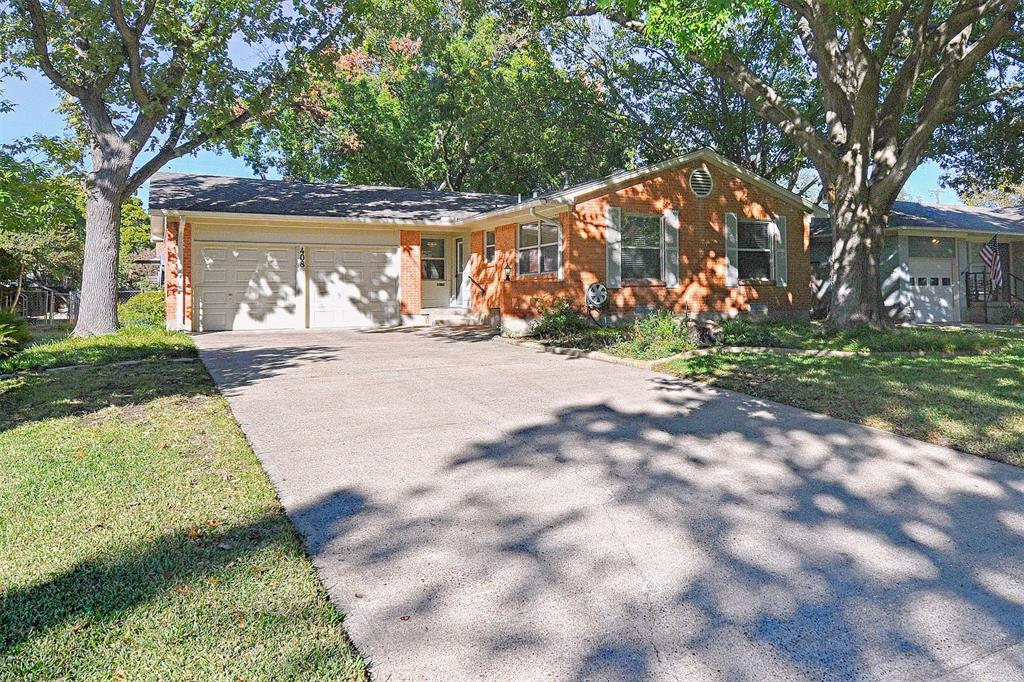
194,327,1024,681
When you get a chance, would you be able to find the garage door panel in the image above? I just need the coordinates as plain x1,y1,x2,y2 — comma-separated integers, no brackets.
309,248,399,328
197,244,299,332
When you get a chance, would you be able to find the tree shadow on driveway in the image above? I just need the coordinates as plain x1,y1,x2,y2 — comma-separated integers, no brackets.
283,376,1024,681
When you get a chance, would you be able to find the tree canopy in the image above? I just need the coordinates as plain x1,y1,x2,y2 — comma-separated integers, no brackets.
244,1,631,193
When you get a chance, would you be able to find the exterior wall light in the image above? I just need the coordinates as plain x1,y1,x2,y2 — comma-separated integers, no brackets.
504,264,512,281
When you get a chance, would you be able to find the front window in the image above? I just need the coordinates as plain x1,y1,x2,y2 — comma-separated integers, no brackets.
485,231,496,263
517,222,559,275
738,220,772,281
622,214,663,280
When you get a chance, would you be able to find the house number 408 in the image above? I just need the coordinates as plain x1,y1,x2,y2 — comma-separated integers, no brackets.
298,246,305,269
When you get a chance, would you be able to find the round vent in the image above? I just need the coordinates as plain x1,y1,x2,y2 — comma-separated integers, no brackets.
689,168,713,198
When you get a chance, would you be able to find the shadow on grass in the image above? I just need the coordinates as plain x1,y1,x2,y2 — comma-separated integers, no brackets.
0,361,214,433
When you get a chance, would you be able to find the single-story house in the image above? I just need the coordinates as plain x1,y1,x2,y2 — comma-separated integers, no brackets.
812,202,1024,323
148,148,822,333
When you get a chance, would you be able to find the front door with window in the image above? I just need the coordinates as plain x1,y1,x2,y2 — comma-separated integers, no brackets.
421,236,449,308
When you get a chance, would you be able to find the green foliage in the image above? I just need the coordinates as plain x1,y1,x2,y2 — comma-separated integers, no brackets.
609,309,696,359
245,5,630,193
118,197,154,288
117,291,165,328
1002,303,1024,326
531,298,594,340
718,319,1006,353
0,325,193,373
0,151,84,287
0,359,368,679
0,310,31,359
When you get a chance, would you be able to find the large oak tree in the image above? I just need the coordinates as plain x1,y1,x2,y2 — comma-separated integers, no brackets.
582,0,1022,327
1,0,348,335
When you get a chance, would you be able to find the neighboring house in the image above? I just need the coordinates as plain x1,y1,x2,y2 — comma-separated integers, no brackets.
148,148,821,333
130,245,165,286
814,202,1024,323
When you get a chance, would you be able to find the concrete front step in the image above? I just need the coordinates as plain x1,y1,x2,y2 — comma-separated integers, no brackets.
414,307,498,328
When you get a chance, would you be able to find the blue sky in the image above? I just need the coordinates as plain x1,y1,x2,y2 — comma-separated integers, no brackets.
1,71,962,208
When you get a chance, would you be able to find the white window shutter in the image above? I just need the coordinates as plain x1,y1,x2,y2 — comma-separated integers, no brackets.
606,206,622,288
725,212,739,287
662,208,680,288
774,214,788,287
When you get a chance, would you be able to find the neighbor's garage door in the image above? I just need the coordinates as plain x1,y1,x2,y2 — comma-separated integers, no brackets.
308,247,400,328
196,245,300,331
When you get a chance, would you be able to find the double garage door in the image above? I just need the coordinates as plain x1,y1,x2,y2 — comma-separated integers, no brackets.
196,244,400,331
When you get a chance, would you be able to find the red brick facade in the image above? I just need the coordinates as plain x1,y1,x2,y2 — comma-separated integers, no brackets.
400,229,422,315
468,162,811,320
163,221,193,328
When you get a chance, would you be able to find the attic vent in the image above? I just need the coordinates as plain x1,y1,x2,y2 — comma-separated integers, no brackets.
689,168,713,198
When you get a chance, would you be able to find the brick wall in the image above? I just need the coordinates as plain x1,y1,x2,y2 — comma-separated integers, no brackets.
469,162,812,320
164,221,179,325
400,230,422,315
182,223,193,328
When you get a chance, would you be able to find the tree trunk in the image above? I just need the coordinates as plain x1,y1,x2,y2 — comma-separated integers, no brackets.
73,181,123,336
825,191,890,329
11,263,25,314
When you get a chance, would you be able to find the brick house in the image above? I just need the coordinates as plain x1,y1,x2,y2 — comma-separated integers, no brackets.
149,148,822,333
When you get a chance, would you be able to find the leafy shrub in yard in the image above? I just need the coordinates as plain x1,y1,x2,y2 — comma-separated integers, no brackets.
1002,303,1024,326
531,298,592,340
609,309,697,359
0,310,31,359
118,291,165,327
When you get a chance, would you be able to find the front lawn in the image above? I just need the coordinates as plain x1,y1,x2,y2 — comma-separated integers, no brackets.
665,330,1024,466
0,350,367,679
0,324,195,373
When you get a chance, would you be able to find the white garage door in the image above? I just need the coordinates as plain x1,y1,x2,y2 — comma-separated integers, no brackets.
908,258,957,323
197,245,300,331
309,247,400,328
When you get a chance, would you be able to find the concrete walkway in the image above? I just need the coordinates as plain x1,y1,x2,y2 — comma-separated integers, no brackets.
194,327,1024,681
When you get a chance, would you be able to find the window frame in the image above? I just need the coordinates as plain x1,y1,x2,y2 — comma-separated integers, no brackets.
736,220,774,283
484,230,496,263
516,221,561,277
620,212,664,282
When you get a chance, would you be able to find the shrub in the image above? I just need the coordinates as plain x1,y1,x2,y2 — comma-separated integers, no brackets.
118,291,165,328
0,310,31,359
530,298,592,340
1002,303,1024,326
610,309,697,359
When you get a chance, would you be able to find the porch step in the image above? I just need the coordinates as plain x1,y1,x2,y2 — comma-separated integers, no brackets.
419,307,498,328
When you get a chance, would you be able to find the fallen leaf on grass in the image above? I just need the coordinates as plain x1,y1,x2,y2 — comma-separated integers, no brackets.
174,585,190,595
187,528,201,540
74,450,87,459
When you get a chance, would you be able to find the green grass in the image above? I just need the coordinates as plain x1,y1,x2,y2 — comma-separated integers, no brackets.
664,329,1024,466
717,319,1007,353
1,325,195,373
0,352,368,679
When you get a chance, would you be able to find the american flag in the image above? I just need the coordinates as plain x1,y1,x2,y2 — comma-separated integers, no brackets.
979,235,1004,287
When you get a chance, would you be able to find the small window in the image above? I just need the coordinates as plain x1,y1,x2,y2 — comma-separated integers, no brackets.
908,236,954,259
421,238,445,280
737,220,773,281
942,277,951,286
517,222,559,275
484,231,496,263
917,277,927,286
930,277,940,286
622,214,663,280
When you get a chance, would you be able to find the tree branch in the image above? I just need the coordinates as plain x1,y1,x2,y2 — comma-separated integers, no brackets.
17,0,84,97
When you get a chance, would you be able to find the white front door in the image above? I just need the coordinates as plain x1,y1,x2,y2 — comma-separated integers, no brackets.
196,244,300,331
421,236,449,308
453,237,471,307
308,247,400,328
908,258,957,323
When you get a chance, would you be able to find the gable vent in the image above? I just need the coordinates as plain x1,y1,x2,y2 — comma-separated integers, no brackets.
689,168,713,198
